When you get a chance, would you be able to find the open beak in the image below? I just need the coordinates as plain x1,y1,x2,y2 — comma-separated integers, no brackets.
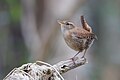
57,20,64,25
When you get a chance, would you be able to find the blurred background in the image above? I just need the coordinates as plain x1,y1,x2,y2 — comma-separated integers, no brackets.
0,0,120,80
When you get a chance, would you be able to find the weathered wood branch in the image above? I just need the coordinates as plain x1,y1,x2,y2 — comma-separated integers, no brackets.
3,57,86,80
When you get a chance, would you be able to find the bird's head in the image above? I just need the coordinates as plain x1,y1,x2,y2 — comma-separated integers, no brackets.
57,20,75,31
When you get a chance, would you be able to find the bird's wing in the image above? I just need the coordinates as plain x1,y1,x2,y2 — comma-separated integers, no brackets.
70,27,97,40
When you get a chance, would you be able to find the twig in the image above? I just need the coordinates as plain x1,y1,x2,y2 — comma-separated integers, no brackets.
53,57,86,74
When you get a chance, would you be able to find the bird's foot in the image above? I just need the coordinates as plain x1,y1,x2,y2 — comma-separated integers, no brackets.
81,56,86,62
70,57,78,65
81,55,85,58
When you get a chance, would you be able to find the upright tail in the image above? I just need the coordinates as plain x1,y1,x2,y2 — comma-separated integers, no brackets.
81,15,86,28
81,15,92,33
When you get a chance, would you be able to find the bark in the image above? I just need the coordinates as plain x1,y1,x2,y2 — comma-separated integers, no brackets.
3,57,86,80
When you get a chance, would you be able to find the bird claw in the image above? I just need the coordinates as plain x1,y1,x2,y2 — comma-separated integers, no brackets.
81,55,85,59
70,57,78,65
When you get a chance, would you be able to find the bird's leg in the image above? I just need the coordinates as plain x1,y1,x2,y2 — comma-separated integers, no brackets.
73,51,81,58
81,49,87,58
70,51,81,65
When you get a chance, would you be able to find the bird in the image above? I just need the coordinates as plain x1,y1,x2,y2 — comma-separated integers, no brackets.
57,15,97,59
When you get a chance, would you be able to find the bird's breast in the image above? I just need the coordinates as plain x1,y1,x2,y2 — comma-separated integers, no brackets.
63,31,85,51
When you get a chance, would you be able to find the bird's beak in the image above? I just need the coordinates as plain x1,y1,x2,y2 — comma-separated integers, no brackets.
57,20,64,25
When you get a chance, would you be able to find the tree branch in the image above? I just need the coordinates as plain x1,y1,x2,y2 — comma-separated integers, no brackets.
3,57,86,80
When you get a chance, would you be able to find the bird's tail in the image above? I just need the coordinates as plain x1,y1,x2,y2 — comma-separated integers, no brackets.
81,15,92,33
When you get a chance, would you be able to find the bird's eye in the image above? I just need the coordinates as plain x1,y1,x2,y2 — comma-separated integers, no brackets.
66,22,70,25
